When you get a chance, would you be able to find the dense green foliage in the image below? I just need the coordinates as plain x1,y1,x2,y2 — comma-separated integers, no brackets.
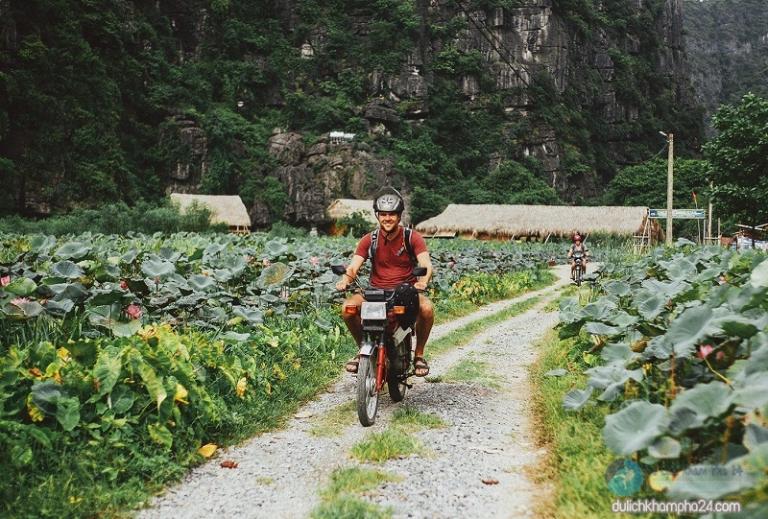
0,200,222,235
603,159,710,209
704,93,768,229
558,244,768,512
1,0,704,223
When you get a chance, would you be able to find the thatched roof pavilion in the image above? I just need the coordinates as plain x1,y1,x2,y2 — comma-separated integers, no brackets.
326,199,377,225
170,194,251,232
416,204,658,240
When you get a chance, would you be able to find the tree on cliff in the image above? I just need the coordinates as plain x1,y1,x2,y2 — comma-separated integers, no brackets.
704,93,768,230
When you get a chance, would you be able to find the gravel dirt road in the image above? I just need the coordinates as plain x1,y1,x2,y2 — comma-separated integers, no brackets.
138,265,574,519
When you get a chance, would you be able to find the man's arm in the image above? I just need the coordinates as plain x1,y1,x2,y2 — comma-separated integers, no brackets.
414,251,433,290
335,254,365,290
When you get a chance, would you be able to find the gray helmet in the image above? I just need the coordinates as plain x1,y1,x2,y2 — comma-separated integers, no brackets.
373,187,405,213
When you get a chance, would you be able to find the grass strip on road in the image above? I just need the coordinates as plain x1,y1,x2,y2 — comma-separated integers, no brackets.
311,466,401,518
426,295,541,359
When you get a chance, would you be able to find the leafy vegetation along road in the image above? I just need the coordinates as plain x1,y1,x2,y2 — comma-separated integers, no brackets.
138,266,573,518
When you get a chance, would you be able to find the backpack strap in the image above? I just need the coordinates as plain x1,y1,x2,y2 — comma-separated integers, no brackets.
404,228,417,266
368,228,379,276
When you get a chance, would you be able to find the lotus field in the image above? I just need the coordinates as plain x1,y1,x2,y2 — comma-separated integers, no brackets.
559,243,768,514
0,231,553,517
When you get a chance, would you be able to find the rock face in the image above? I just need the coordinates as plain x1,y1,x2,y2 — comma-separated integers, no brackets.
684,0,768,132
261,129,396,227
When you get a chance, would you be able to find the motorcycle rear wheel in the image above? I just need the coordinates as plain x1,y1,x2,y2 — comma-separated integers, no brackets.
356,355,379,426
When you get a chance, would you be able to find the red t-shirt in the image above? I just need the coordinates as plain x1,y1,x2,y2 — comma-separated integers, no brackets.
354,226,428,289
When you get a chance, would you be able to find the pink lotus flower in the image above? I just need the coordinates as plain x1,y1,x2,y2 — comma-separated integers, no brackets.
309,256,319,267
697,344,714,360
125,304,143,320
11,297,29,307
715,351,725,362
262,258,271,267
119,280,129,290
0,275,10,287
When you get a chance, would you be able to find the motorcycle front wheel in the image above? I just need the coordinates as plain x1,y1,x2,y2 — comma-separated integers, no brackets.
356,355,379,426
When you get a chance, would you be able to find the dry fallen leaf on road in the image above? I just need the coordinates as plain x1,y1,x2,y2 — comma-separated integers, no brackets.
220,460,238,469
482,478,499,485
197,443,217,458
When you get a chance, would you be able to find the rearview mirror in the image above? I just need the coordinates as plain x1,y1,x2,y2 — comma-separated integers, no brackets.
331,264,347,275
412,266,427,277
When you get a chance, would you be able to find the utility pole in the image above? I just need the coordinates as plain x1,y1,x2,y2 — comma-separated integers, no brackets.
665,132,674,246
708,180,713,244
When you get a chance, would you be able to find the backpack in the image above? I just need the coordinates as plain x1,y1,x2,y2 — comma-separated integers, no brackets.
368,227,417,276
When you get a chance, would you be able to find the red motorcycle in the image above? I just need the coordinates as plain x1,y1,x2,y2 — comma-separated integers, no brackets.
332,265,426,426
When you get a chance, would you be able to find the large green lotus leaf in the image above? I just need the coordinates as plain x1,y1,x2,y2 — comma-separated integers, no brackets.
232,306,264,324
51,261,83,279
667,463,756,500
111,320,140,338
211,268,234,283
641,278,690,299
601,343,635,365
188,274,216,292
648,436,681,459
49,283,88,302
88,304,139,336
3,300,44,319
93,263,120,282
264,240,289,257
4,277,37,296
89,289,127,306
635,290,666,320
744,424,768,452
608,311,639,329
664,305,720,357
749,258,768,287
29,234,56,254
731,372,768,410
603,401,668,455
660,257,698,281
55,396,80,431
581,299,618,321
563,386,594,411
43,299,74,317
717,315,759,339
584,321,623,337
558,297,583,325
258,262,293,287
587,364,643,389
603,280,631,297
31,380,63,415
54,241,91,260
669,381,732,430
642,335,673,360
141,258,175,279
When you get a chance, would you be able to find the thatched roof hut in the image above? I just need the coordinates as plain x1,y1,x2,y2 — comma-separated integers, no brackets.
416,204,658,241
170,194,251,232
327,199,377,225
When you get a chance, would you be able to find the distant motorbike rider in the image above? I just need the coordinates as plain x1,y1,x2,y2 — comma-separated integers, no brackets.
335,187,434,377
567,232,589,279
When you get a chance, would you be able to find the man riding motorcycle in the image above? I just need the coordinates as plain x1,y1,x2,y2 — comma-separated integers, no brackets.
567,232,589,279
335,187,434,377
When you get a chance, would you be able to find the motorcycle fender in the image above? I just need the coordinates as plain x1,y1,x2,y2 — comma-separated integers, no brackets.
359,342,374,356
393,326,412,345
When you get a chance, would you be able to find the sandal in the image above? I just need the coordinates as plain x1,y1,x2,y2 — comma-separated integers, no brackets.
345,355,360,374
413,356,430,377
